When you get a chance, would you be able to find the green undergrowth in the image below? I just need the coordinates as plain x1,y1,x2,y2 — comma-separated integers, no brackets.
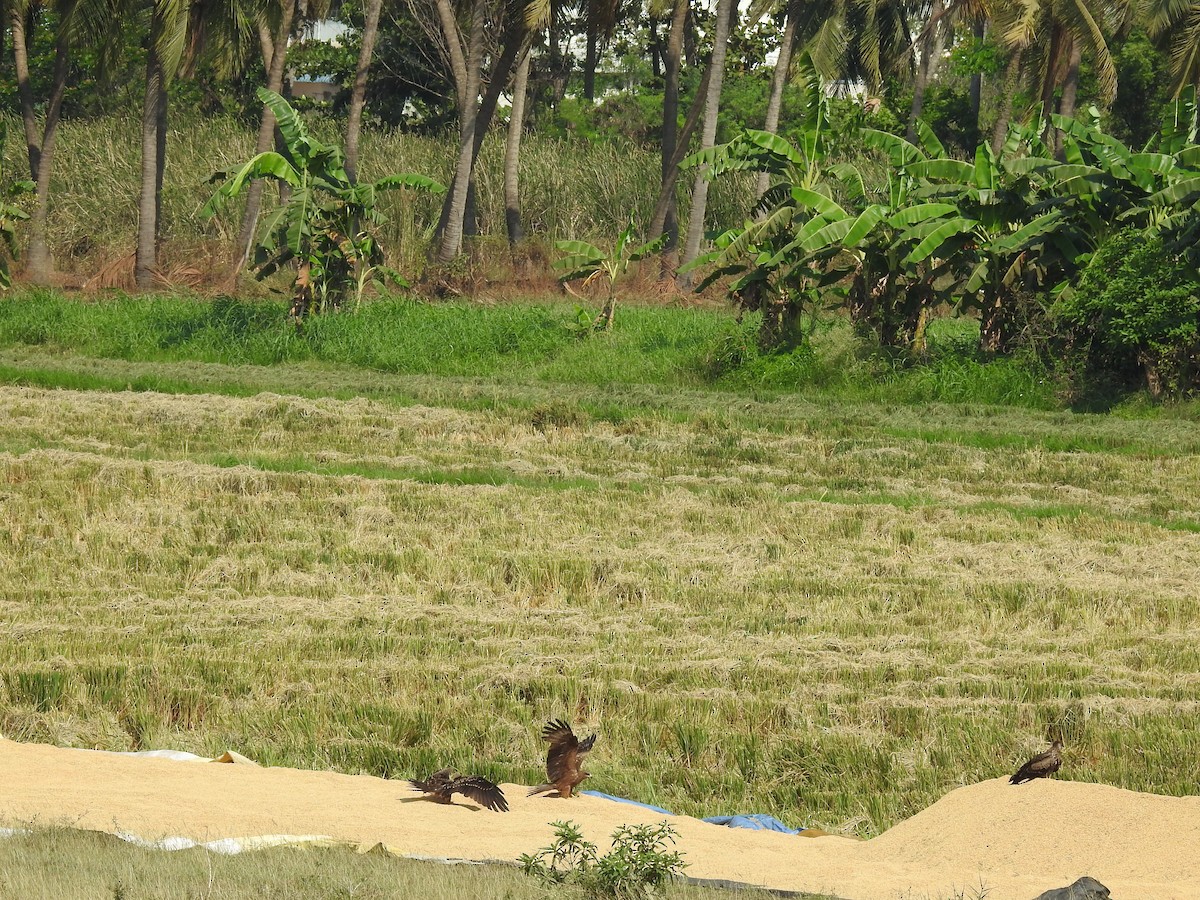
0,289,1076,410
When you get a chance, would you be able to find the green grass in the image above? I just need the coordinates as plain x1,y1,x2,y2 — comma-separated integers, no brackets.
0,827,790,900
0,289,1069,411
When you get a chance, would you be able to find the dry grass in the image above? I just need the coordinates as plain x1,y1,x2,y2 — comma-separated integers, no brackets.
1,365,1199,842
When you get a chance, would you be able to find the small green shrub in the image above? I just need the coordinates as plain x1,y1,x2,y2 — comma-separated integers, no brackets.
1055,229,1200,397
519,820,687,899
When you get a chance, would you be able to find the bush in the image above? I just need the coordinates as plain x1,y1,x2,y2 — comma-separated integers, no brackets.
519,820,686,899
1055,229,1200,397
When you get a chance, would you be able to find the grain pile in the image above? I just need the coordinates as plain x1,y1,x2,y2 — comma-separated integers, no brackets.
1,739,1197,900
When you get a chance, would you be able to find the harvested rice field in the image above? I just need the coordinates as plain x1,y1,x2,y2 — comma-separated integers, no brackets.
1,345,1198,848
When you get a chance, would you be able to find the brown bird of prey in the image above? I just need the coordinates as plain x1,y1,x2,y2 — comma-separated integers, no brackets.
528,718,597,798
1010,740,1063,785
409,768,509,811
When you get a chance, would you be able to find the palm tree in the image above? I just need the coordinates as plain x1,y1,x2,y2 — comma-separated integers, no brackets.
1142,0,1200,93
425,0,529,261
345,0,385,182
991,0,1127,146
677,0,735,287
10,0,83,283
129,0,260,289
648,0,688,262
906,0,949,140
792,0,916,92
230,0,304,283
581,0,621,99
751,0,800,199
504,43,532,245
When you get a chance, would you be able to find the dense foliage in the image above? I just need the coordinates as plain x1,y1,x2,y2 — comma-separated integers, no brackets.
2,0,1199,396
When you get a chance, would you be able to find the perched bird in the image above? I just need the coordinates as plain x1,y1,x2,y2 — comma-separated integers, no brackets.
409,768,509,811
1010,740,1063,785
528,718,597,798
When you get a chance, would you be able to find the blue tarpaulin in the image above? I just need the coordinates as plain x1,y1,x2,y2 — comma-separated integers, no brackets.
580,791,674,815
581,792,805,834
700,814,803,834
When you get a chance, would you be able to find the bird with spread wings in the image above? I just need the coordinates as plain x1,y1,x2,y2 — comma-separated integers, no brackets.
527,718,597,798
409,768,509,811
1010,740,1063,785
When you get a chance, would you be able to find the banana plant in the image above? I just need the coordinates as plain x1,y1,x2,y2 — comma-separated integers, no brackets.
894,128,1082,353
205,89,444,318
554,219,666,331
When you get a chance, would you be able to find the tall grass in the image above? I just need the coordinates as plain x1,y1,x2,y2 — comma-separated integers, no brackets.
0,114,757,276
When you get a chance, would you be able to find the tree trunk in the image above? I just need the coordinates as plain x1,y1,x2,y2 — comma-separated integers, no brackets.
583,18,598,100
505,46,532,246
906,0,945,142
677,0,735,288
969,20,984,139
346,0,384,184
230,0,298,281
648,49,713,253
155,66,168,248
1039,25,1064,144
653,0,689,268
1055,39,1083,157
11,8,40,182
433,20,527,259
25,11,74,284
136,32,166,290
436,0,485,263
755,8,796,199
992,50,1022,153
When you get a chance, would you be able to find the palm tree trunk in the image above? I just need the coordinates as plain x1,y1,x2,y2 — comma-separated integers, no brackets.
433,20,527,259
755,8,796,199
345,0,384,183
648,49,712,252
906,0,945,142
230,0,298,281
436,0,485,263
25,8,74,284
992,50,1022,153
677,0,735,288
969,20,985,139
652,0,688,267
155,67,168,249
1039,25,1064,143
10,7,40,182
583,17,598,100
505,46,532,246
136,30,166,290
1055,39,1083,157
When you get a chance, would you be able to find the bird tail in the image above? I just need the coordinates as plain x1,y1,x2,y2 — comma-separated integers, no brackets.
527,782,557,797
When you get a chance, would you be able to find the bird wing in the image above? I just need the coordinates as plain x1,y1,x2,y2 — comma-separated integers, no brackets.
1029,750,1060,776
543,719,580,782
1009,762,1035,784
452,776,509,812
1010,749,1056,783
409,768,454,793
